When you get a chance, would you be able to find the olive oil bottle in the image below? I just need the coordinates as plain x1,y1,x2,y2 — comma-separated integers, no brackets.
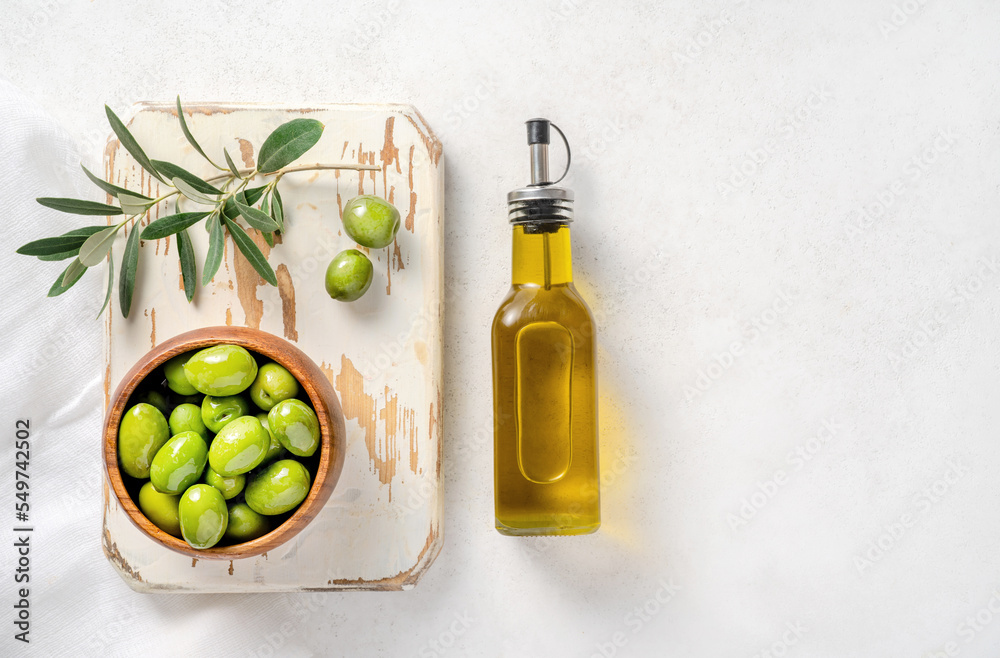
492,119,600,536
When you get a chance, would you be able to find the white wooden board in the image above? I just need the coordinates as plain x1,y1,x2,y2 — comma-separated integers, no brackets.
100,102,444,592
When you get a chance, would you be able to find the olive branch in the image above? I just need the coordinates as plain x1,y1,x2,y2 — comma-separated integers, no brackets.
16,97,379,318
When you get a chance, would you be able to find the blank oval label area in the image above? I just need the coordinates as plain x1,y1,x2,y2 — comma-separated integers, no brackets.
514,321,574,483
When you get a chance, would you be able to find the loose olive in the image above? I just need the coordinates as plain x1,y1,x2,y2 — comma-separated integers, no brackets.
245,459,312,515
267,399,320,457
183,344,258,396
204,467,245,500
207,416,270,477
201,394,251,434
341,195,400,248
325,249,374,302
249,362,300,412
137,481,182,537
163,353,198,395
178,484,228,549
169,403,209,439
118,403,170,479
224,502,271,542
150,431,209,495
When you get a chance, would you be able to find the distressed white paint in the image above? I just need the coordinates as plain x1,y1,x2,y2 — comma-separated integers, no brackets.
102,103,444,591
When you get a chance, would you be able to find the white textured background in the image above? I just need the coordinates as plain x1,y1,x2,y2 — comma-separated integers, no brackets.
1,1,1000,656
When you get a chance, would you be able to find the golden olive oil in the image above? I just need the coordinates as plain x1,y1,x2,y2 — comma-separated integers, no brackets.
492,120,600,536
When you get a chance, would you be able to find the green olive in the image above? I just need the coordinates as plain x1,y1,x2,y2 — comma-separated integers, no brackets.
204,467,245,500
267,399,320,457
256,413,286,465
249,362,300,412
150,431,209,495
163,353,198,395
135,389,171,417
342,195,400,248
324,249,374,302
224,502,271,542
178,484,228,549
168,403,209,439
183,344,258,396
137,481,182,537
118,403,170,479
201,394,251,433
245,459,312,515
207,416,270,477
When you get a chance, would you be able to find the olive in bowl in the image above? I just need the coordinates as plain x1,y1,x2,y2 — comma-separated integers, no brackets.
104,327,347,559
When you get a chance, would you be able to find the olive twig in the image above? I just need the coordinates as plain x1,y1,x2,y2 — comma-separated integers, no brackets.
20,98,375,319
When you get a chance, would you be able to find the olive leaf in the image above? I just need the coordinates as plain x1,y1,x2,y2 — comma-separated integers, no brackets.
224,148,243,179
81,164,151,201
48,258,87,297
202,215,225,286
119,222,141,317
37,197,123,216
18,234,92,256
78,225,120,267
152,160,222,195
105,105,166,184
243,185,267,206
172,177,219,205
221,187,265,222
38,250,83,262
175,96,219,170
118,192,154,216
141,212,209,240
256,118,324,173
271,186,285,231
62,226,113,238
24,225,113,260
223,216,277,286
96,248,114,318
176,228,197,302
235,200,279,232
260,195,275,247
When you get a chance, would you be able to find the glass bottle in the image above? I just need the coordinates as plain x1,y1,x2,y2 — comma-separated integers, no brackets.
492,118,600,536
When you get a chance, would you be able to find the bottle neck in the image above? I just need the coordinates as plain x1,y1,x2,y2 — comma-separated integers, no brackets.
512,223,573,287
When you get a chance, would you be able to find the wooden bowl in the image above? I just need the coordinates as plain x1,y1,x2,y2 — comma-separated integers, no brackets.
103,326,347,560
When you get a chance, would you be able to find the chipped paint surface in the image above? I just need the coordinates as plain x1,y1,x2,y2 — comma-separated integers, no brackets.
103,103,443,591
233,232,267,329
333,356,383,482
276,264,298,341
237,138,255,168
405,145,416,232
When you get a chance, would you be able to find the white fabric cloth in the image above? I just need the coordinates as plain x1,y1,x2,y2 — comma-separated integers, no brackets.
0,79,319,658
